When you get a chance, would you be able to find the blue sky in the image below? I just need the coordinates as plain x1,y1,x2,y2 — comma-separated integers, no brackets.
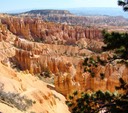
0,0,118,13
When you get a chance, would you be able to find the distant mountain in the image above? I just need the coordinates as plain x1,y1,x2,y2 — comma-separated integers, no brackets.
7,7,128,19
13,9,128,27
13,9,88,26
68,7,128,18
21,9,72,16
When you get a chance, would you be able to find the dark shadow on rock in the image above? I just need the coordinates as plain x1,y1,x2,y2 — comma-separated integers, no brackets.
47,84,55,91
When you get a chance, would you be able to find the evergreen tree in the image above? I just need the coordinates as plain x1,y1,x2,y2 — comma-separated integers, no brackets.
102,31,128,59
118,0,128,11
66,30,128,112
66,78,128,113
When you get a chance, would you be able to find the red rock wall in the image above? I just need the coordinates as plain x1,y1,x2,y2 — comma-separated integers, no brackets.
14,38,80,75
1,17,103,44
55,56,128,96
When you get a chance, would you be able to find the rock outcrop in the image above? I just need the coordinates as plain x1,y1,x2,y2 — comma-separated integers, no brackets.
0,20,16,63
0,15,127,102
0,15,71,113
14,38,84,74
0,23,8,41
54,54,128,96
0,62,70,113
0,20,11,41
1,17,102,45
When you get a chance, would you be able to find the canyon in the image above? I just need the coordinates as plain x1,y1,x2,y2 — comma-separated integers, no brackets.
0,10,127,113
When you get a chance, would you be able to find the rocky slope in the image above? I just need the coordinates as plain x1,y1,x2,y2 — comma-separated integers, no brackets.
0,18,16,62
0,14,127,112
8,17,126,96
1,16,102,44
0,62,70,113
0,15,103,112
0,15,71,113
14,37,93,74
0,19,69,113
55,53,128,96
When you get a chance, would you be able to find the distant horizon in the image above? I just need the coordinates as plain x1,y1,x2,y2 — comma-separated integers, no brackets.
1,7,123,14
3,7,128,19
0,0,118,13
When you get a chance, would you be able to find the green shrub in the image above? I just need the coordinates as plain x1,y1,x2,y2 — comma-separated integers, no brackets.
66,78,128,113
102,31,128,59
83,56,107,79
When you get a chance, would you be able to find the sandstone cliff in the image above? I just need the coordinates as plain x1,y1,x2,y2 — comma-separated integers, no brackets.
54,53,128,96
0,15,127,109
14,37,127,97
0,19,16,66
14,38,85,74
0,62,70,113
1,17,102,45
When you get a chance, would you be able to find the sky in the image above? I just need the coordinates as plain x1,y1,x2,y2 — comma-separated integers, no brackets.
0,0,119,13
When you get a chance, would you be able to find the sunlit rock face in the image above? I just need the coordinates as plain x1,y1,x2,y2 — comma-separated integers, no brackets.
0,13,128,113
14,38,82,75
0,23,7,41
0,15,71,113
0,61,70,113
0,18,16,64
54,54,128,96
10,15,102,75
1,17,102,44
0,15,126,98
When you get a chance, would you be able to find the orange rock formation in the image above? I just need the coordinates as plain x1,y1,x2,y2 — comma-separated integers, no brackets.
0,15,127,103
1,17,102,44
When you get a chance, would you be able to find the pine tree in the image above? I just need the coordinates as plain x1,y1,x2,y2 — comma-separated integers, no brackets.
102,31,128,59
118,0,128,11
66,78,128,113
